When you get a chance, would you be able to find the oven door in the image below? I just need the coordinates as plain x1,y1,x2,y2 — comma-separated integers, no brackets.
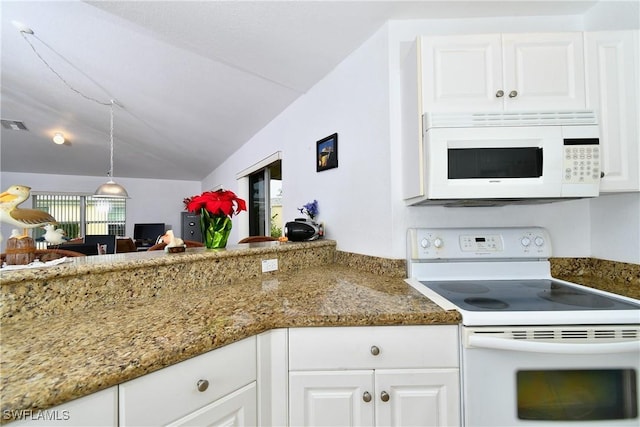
462,326,640,426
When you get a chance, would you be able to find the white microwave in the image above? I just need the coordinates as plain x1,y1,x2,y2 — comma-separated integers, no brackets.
405,111,601,206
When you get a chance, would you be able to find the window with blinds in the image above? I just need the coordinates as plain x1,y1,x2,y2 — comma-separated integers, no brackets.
32,194,126,246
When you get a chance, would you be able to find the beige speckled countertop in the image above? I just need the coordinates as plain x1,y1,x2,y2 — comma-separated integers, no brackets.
0,241,459,420
2,244,637,422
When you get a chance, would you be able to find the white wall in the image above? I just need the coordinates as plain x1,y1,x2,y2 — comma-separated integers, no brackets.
590,193,640,263
0,171,200,250
203,27,394,250
584,0,640,30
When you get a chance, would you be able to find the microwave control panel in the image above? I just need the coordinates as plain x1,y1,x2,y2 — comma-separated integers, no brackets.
563,138,600,184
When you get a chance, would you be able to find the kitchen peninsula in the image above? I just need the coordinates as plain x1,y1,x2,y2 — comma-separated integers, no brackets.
0,240,460,423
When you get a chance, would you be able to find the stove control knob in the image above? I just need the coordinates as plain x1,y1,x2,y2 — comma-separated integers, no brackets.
534,236,545,247
433,237,444,249
520,237,531,247
420,238,430,249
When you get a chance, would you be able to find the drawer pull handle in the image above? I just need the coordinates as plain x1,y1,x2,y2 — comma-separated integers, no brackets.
370,345,380,356
197,379,209,392
508,90,518,98
495,90,504,98
380,391,390,402
363,391,372,402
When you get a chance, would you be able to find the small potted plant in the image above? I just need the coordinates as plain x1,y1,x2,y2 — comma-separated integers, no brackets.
183,189,246,249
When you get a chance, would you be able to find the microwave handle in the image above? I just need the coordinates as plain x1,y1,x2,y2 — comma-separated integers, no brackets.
468,335,639,354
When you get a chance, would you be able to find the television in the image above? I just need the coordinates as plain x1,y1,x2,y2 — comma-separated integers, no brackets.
133,223,166,247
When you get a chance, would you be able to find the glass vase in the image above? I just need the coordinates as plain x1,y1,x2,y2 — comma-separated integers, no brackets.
200,209,232,249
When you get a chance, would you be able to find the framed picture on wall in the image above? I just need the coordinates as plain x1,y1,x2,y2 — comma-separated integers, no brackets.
316,133,338,172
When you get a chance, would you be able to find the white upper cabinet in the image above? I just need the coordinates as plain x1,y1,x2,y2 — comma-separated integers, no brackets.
421,34,503,111
421,32,586,112
585,30,639,192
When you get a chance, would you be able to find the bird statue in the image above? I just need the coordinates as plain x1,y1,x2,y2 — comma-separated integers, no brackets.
160,229,185,248
43,224,67,246
0,185,57,238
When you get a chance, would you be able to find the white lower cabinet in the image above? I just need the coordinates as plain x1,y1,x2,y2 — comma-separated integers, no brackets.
167,382,257,427
289,369,458,427
7,386,118,427
119,336,257,427
9,326,460,427
375,369,459,427
290,370,374,426
288,325,460,427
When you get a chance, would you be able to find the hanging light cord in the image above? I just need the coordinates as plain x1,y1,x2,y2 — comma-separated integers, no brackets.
20,30,121,180
20,31,111,106
109,100,115,178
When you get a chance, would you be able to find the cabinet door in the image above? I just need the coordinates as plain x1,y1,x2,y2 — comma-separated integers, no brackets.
421,34,503,112
585,30,639,192
168,382,257,427
502,32,586,111
289,371,374,427
375,369,460,427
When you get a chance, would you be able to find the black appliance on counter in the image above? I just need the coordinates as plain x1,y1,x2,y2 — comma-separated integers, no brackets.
284,218,323,241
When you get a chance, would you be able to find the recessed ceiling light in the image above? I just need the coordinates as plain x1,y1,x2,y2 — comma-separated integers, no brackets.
53,132,65,145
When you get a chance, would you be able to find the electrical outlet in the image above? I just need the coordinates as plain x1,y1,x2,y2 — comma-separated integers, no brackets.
261,258,278,273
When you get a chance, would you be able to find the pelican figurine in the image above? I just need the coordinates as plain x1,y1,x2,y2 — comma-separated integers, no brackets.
43,224,67,245
0,185,57,237
160,230,185,248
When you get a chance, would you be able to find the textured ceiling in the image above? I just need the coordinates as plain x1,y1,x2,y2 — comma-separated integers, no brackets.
1,0,598,181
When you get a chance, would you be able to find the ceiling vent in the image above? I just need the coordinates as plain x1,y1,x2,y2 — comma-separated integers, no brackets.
1,119,28,131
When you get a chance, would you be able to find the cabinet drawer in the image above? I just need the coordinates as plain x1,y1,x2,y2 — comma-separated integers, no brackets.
119,336,256,426
289,325,458,370
9,386,117,427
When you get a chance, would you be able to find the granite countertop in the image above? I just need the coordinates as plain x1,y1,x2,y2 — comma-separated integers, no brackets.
2,247,637,421
0,263,459,418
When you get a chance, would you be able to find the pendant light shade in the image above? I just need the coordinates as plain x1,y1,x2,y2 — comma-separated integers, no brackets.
94,179,129,198
94,100,129,198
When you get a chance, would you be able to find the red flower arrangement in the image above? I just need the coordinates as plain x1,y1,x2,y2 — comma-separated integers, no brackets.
183,189,247,217
183,190,247,248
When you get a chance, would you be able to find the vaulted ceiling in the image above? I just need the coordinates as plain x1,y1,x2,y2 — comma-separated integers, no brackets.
1,1,598,181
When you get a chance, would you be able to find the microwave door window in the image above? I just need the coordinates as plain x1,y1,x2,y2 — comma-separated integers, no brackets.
448,147,543,179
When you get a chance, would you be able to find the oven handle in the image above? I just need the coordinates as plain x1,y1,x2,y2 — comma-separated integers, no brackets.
468,335,640,354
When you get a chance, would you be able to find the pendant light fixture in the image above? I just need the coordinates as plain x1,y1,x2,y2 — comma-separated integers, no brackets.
17,26,130,198
94,100,129,198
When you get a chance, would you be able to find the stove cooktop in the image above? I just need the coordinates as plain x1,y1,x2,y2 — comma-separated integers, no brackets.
419,279,640,312
406,227,640,326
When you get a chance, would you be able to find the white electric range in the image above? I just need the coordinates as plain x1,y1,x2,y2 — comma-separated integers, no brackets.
405,227,640,426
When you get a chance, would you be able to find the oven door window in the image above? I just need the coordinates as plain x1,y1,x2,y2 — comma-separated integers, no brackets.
448,147,543,179
517,369,638,421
